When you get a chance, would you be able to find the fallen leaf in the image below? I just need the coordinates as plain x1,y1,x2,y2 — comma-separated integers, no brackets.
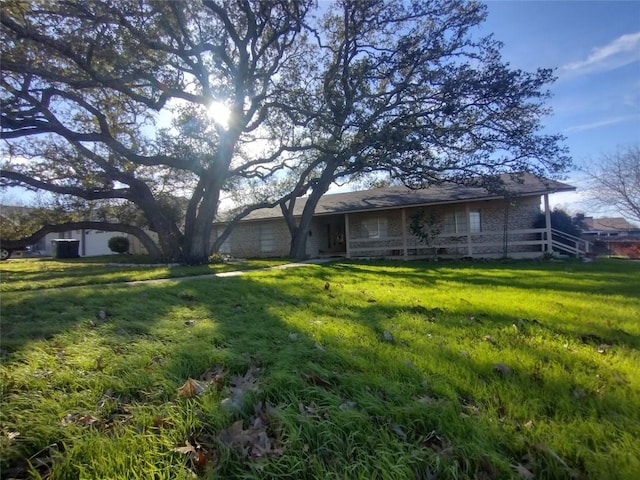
390,422,407,439
493,363,512,376
6,431,20,440
483,335,496,344
339,401,357,411
177,378,206,397
313,342,325,351
382,330,395,343
173,441,197,455
153,417,174,429
185,320,196,327
219,409,285,459
572,387,587,399
512,463,535,479
324,282,330,290
596,344,611,354
78,414,101,426
200,366,226,389
303,372,332,388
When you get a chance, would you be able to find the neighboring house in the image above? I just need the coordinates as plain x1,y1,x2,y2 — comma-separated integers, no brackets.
0,204,133,257
33,229,128,257
581,217,640,258
214,173,576,260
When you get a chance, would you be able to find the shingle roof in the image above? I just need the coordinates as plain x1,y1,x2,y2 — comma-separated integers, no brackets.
583,217,638,232
238,172,575,221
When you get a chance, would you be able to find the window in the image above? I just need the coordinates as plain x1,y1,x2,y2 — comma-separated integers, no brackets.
469,210,481,233
360,217,388,239
443,210,481,233
260,224,275,253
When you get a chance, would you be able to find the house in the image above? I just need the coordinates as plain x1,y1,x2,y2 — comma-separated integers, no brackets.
214,173,577,260
581,217,640,258
0,205,133,258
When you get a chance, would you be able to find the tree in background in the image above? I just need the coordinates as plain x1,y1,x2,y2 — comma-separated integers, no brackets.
583,145,640,224
534,208,584,238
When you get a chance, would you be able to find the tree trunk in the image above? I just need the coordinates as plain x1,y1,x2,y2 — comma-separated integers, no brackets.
288,179,333,260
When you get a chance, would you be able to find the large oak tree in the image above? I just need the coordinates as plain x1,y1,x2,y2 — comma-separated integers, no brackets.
1,0,312,262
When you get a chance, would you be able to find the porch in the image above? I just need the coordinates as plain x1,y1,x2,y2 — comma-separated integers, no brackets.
345,226,590,260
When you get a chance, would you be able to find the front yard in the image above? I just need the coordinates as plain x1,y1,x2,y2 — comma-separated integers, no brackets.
1,258,638,479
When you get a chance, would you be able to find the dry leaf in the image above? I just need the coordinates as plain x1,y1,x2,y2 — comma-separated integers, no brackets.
339,401,357,411
390,422,407,439
493,363,512,376
382,330,395,343
177,378,206,397
512,463,535,479
153,417,173,429
219,406,285,459
200,366,226,389
483,335,496,344
173,441,197,455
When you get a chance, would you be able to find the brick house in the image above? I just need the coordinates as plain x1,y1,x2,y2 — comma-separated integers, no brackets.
581,217,640,258
214,173,576,260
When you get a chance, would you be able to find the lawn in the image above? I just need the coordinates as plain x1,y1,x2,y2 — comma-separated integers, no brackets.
0,256,289,292
0,258,638,479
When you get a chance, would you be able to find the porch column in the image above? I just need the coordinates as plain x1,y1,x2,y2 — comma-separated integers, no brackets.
345,213,351,259
401,208,408,260
465,203,472,257
544,193,552,252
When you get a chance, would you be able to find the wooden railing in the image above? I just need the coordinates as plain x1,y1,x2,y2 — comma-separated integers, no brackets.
549,228,591,257
346,227,591,259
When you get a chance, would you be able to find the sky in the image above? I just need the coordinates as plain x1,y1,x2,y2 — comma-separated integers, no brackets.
2,0,639,221
479,0,640,217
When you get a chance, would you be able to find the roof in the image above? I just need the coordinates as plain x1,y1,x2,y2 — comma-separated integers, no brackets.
582,217,639,232
238,172,575,221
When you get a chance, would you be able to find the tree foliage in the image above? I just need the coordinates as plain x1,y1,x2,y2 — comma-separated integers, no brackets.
534,208,583,238
1,0,570,262
270,0,570,258
1,0,313,262
583,145,640,223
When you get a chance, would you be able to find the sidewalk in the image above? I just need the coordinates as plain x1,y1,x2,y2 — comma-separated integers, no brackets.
103,257,337,288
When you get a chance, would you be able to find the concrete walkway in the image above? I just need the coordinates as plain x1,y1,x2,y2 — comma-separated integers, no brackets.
102,257,337,288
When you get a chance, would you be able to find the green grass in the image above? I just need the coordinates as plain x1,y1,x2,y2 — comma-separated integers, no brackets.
1,258,639,479
0,256,289,292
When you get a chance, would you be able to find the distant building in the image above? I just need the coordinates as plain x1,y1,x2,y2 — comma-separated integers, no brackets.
581,217,640,258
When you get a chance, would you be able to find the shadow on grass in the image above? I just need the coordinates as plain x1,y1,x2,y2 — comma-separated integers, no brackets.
1,259,639,479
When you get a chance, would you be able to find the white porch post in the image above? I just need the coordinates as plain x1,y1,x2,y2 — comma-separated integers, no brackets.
401,208,408,260
345,213,351,259
544,193,552,253
465,203,472,257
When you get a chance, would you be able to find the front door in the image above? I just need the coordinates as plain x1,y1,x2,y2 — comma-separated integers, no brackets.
324,217,346,253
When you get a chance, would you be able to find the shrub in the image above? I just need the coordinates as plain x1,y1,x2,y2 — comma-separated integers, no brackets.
208,252,229,264
108,236,130,254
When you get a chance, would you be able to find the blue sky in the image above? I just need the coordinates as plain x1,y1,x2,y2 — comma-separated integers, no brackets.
480,0,640,215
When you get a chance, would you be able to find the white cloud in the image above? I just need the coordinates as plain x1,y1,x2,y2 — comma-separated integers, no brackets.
565,114,638,133
561,32,640,76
